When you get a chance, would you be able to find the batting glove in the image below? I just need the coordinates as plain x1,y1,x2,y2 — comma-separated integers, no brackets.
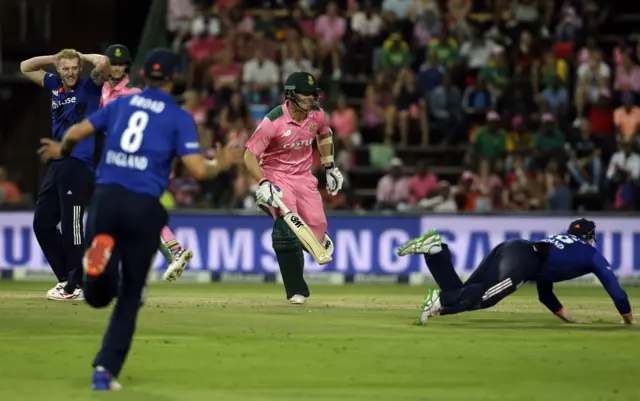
256,179,283,207
325,165,343,196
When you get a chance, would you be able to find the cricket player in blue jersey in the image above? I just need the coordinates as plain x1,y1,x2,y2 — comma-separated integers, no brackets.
38,48,242,391
22,49,110,300
397,219,633,326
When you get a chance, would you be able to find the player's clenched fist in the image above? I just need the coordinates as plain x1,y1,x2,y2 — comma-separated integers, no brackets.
256,179,283,207
325,165,343,196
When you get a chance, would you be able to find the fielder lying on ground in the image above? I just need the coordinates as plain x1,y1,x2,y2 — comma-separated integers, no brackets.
397,218,633,325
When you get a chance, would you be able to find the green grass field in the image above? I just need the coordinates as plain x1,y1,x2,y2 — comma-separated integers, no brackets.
0,282,638,401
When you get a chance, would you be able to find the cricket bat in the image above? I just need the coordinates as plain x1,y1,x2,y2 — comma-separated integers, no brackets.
270,197,332,265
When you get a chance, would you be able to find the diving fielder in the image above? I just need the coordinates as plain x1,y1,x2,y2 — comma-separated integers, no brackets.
244,71,344,304
398,219,633,325
22,49,109,300
99,44,193,282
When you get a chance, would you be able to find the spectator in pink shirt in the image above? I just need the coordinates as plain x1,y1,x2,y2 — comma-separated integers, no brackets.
331,94,360,171
408,160,439,205
188,33,226,89
314,1,346,80
207,49,241,107
615,54,640,97
331,94,358,140
375,157,410,210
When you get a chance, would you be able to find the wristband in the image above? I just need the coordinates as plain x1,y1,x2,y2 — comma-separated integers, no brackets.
61,144,73,158
320,155,334,165
258,178,270,185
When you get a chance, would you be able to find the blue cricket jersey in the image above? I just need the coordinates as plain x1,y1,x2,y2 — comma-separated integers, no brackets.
535,234,632,316
86,87,201,198
43,72,101,168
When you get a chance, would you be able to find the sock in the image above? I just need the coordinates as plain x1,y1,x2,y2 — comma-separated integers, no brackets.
159,241,172,263
160,226,181,253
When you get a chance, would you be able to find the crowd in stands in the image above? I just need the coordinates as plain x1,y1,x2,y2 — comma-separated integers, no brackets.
163,0,640,213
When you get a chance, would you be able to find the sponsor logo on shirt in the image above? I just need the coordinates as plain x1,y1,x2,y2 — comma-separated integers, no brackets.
52,97,76,109
283,138,314,150
282,129,292,137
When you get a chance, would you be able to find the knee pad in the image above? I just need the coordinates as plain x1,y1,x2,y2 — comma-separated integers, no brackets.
272,217,302,253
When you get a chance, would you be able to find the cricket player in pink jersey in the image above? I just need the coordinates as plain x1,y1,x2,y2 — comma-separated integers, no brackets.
244,71,344,304
101,44,193,282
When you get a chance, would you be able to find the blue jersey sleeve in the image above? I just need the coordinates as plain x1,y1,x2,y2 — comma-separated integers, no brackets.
591,251,632,316
175,111,201,157
43,72,62,92
81,76,103,95
536,281,563,314
87,99,115,133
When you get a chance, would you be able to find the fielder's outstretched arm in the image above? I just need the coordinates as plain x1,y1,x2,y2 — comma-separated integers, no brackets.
591,253,633,324
536,281,585,323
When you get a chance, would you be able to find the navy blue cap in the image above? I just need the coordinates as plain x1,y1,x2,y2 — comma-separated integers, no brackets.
143,48,177,81
567,218,596,242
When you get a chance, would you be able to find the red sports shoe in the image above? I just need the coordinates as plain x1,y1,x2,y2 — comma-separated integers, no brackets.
83,234,115,277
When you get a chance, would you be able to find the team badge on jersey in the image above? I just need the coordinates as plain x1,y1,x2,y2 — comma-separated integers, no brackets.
309,123,316,134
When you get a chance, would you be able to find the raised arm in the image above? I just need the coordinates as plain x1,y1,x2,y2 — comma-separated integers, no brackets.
20,55,57,86
79,53,110,86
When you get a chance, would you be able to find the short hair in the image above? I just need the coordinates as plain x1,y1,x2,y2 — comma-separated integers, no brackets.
146,78,167,88
56,49,81,65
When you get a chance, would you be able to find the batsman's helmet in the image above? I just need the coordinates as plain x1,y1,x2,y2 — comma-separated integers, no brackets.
284,71,320,110
567,218,596,242
105,44,132,65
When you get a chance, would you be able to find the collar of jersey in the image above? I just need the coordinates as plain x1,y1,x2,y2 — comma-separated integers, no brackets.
142,86,174,100
110,75,131,91
283,101,303,126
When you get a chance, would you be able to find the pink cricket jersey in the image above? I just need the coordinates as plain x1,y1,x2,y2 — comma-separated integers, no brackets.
100,75,142,107
246,102,330,177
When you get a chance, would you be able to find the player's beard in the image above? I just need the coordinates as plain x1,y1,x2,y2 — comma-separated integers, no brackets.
289,101,308,119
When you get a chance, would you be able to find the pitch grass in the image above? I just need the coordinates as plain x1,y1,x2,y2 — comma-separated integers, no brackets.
0,282,639,401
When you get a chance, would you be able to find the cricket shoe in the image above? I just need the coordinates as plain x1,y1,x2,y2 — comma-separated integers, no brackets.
416,288,441,326
397,229,442,256
92,366,122,391
163,247,193,282
47,286,85,301
84,234,115,278
45,281,66,298
289,294,307,305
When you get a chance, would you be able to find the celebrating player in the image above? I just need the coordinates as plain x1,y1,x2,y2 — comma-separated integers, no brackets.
21,49,109,300
398,219,633,325
244,71,343,304
38,48,242,390
100,43,193,282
